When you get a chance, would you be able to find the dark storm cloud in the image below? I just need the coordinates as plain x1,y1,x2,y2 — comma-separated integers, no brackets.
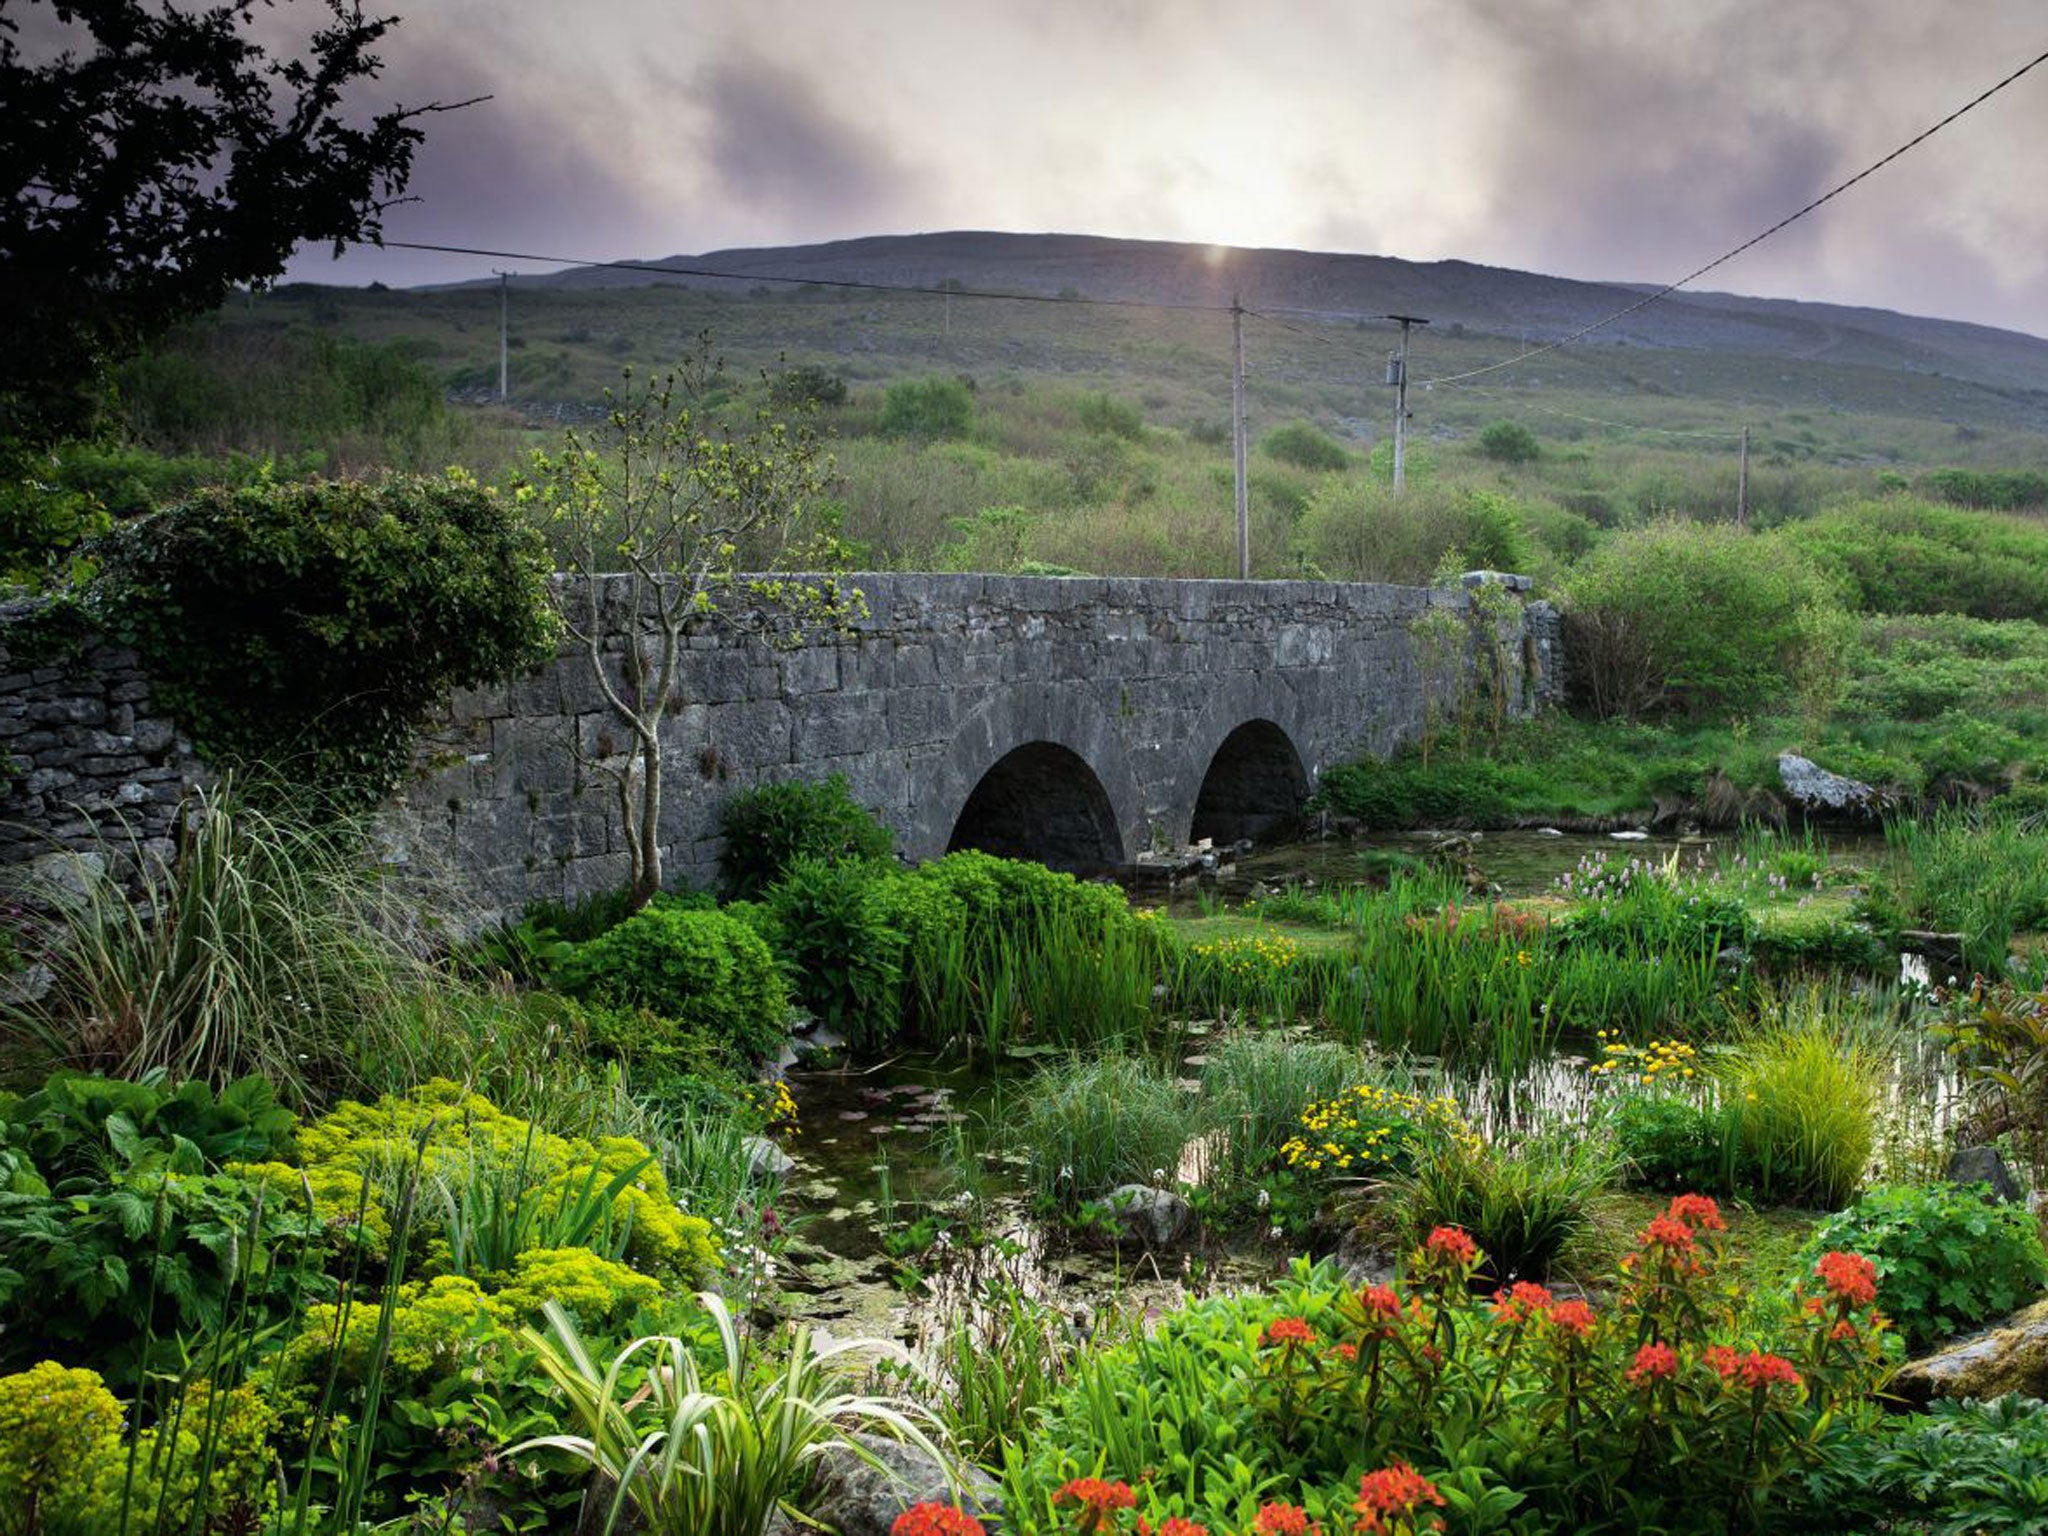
693,53,917,230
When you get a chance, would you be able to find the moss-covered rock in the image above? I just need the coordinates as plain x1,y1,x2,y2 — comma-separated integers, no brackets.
1892,1296,2048,1405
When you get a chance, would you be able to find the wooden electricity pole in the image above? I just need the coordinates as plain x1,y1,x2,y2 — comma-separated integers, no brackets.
495,270,510,402
1737,425,1751,526
1386,313,1429,492
1232,293,1250,579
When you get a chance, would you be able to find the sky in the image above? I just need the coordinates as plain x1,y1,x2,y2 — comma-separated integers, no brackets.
276,0,2048,338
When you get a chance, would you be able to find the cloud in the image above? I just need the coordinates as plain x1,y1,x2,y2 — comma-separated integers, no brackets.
691,53,918,232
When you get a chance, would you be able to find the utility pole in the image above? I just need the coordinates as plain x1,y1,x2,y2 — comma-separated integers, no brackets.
1386,314,1429,492
495,270,510,402
1232,293,1250,580
1736,425,1751,526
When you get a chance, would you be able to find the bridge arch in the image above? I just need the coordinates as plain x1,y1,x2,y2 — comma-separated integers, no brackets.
1189,718,1310,847
947,741,1123,871
917,682,1143,871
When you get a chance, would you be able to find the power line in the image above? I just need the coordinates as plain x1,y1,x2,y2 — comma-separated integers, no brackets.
1458,385,1743,443
364,238,1237,315
1420,41,2048,388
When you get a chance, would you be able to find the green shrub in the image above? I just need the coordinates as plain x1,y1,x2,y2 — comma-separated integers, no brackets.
1922,467,2048,513
91,472,558,808
717,773,895,900
0,1071,293,1194
769,363,848,409
1801,1182,2048,1348
1776,497,2048,621
1259,421,1351,472
563,904,789,1064
1809,1395,2048,1533
1563,518,1850,720
879,375,974,439
1612,1094,1721,1193
1295,481,1529,585
765,856,905,1048
1018,1055,1189,1207
1476,419,1540,463
1391,1129,1615,1282
1075,391,1143,440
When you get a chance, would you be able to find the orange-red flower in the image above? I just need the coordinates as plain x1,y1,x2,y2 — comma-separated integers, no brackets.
893,1505,987,1536
1492,1281,1555,1324
1545,1299,1597,1339
1253,1504,1322,1536
1330,1342,1360,1364
1352,1461,1447,1534
1138,1520,1209,1536
1815,1251,1878,1308
1665,1193,1726,1232
1263,1316,1317,1348
1711,1349,1802,1391
1055,1478,1138,1530
1626,1341,1678,1384
1424,1226,1478,1266
1639,1215,1694,1253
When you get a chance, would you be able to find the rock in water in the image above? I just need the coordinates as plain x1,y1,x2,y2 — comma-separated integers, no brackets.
743,1135,795,1179
1103,1183,1193,1248
805,1431,1002,1536
1778,753,1885,819
1892,1298,2048,1406
1946,1145,2025,1205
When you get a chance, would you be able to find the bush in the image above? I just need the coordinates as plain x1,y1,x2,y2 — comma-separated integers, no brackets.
769,363,848,409
0,1071,294,1194
1563,519,1851,720
1259,421,1351,472
1811,1395,2048,1533
563,904,789,1064
1295,481,1530,585
1801,1182,2048,1348
765,856,905,1048
1776,497,2048,621
1923,466,2048,512
90,472,555,810
717,773,895,900
1476,419,1540,463
1003,1197,1890,1532
1075,391,1143,440
880,375,974,439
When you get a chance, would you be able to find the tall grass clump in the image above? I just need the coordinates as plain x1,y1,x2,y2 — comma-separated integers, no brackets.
1017,1055,1190,1206
1881,809,2048,975
1200,1033,1366,1200
10,783,428,1106
1716,1000,1881,1209
1391,1128,1616,1283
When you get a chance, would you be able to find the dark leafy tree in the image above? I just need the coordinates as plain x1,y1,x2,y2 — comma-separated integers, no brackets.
0,0,463,448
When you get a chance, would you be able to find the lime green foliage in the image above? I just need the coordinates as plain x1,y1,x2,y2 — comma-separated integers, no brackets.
91,472,558,808
494,1247,663,1330
277,1274,512,1395
1018,1055,1188,1205
718,773,896,899
1563,518,1850,720
1260,420,1351,472
880,374,975,439
1477,418,1541,463
0,1361,121,1534
238,1080,719,1286
564,903,790,1064
1801,1183,2048,1348
515,1293,945,1536
1780,496,2048,620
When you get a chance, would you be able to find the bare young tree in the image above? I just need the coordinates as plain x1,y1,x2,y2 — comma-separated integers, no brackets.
530,349,862,907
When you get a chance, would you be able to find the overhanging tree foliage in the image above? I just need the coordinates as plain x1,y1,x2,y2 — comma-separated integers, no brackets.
0,0,457,449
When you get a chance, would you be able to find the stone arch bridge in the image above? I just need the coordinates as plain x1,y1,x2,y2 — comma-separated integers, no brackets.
393,573,1560,916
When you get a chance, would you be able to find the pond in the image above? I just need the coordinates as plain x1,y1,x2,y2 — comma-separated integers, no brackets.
764,825,1954,1339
